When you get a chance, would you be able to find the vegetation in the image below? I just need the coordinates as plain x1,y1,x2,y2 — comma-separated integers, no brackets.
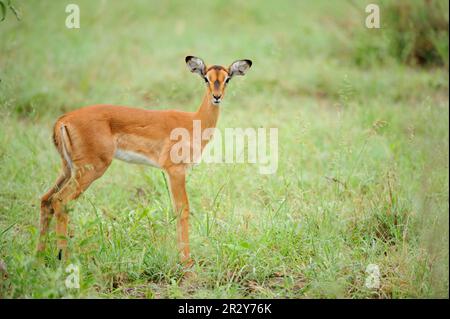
0,0,448,298
351,0,449,67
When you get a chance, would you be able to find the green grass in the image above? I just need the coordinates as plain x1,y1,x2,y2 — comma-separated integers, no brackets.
0,0,448,298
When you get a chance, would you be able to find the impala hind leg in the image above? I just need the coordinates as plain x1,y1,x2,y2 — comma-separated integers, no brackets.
37,167,70,253
51,163,109,260
166,167,192,267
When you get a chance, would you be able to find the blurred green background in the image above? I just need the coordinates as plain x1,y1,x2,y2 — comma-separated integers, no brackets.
0,0,448,298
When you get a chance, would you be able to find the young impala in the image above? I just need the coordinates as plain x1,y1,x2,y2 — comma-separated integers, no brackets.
37,56,252,266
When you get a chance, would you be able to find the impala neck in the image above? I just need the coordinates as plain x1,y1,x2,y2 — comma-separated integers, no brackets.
195,91,220,129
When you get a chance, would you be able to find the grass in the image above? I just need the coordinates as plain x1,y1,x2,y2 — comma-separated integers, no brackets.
0,0,448,298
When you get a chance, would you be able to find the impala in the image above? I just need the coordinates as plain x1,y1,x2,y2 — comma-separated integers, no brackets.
38,56,252,266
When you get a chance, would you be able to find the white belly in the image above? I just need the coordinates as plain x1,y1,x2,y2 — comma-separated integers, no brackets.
114,148,160,168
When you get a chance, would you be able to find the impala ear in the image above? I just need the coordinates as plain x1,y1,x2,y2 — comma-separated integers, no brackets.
185,56,206,77
228,59,252,78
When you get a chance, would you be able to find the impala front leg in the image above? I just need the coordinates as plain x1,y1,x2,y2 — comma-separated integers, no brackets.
166,167,192,267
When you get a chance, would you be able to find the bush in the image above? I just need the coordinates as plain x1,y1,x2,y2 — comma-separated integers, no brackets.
385,0,449,67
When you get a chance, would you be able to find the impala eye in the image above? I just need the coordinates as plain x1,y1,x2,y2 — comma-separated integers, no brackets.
225,77,230,84
204,77,209,83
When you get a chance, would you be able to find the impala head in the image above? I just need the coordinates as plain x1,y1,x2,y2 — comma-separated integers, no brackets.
185,56,252,106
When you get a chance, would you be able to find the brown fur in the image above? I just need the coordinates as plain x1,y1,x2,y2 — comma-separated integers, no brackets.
37,57,251,267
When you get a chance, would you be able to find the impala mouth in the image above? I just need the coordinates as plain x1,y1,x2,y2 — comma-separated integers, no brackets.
212,99,221,105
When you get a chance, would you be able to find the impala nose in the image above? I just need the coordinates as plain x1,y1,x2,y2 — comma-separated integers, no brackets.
212,94,222,104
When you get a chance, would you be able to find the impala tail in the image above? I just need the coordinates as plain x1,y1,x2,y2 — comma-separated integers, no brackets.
53,120,74,171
